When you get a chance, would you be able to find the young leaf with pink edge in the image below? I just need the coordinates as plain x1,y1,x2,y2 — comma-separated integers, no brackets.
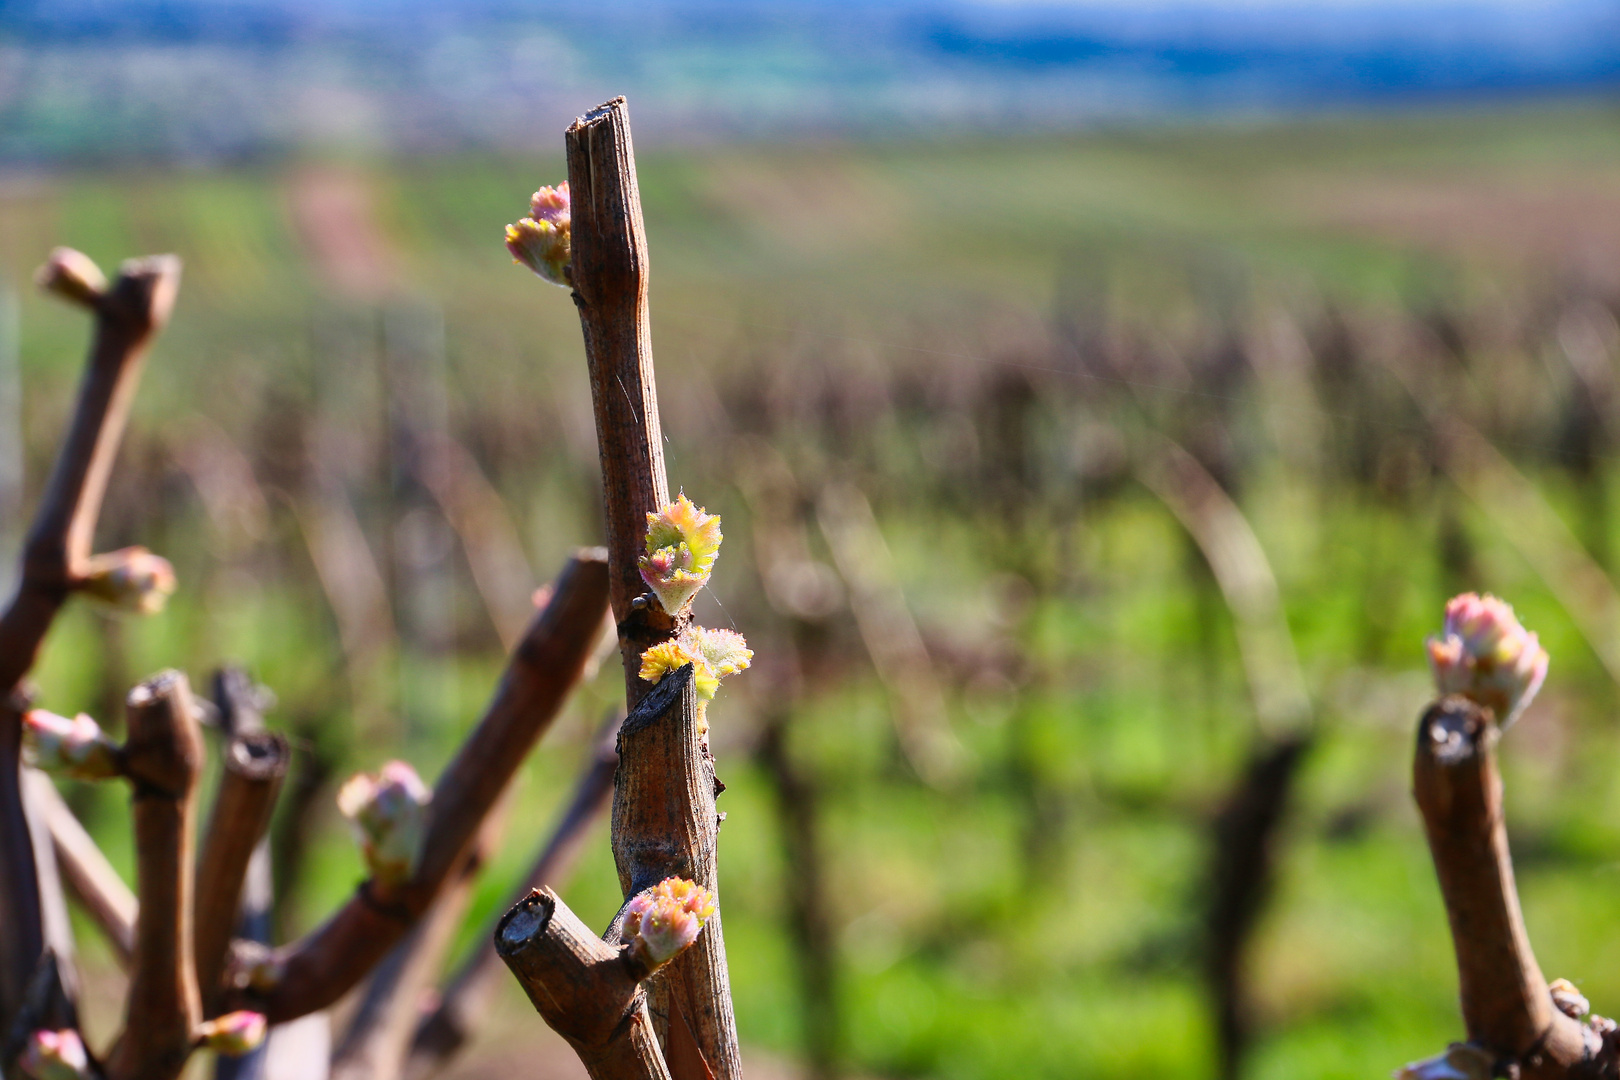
638,625,753,733
638,493,723,616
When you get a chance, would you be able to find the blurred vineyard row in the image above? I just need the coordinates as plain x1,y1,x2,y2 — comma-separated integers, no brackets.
6,104,1620,1079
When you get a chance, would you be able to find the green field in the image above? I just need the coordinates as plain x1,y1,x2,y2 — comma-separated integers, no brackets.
9,102,1620,1079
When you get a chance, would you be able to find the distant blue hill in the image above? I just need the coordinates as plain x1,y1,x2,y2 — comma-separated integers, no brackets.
0,0,1617,162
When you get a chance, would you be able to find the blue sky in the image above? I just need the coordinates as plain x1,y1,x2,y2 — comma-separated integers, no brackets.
1,0,1617,161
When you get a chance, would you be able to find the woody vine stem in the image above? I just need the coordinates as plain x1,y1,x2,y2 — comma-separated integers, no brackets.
501,96,751,1080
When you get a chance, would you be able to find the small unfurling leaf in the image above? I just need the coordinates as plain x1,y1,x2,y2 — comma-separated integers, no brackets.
639,494,722,616
638,626,752,733
505,183,571,287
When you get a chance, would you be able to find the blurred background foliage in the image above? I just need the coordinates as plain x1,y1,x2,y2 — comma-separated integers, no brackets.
7,29,1620,1080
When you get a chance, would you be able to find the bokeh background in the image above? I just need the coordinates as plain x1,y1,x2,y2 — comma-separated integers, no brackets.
6,2,1620,1078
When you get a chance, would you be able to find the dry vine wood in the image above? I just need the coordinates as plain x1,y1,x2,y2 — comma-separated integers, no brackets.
17,759,80,1004
37,772,138,967
329,813,500,1080
238,548,611,1023
607,668,726,1079
1413,695,1620,1079
0,251,181,1036
496,888,671,1080
0,254,182,694
405,711,619,1080
209,666,286,1080
565,95,741,1080
105,671,206,1080
194,729,289,1013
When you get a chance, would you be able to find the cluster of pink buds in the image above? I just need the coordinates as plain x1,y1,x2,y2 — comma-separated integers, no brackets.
22,709,121,781
624,876,717,971
80,546,177,616
1426,592,1549,728
196,1011,268,1056
505,182,572,287
34,247,106,309
639,494,723,616
337,760,431,887
18,1029,91,1080
1395,1043,1493,1080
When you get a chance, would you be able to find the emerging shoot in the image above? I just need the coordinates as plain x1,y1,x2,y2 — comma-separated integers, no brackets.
639,493,722,616
625,876,717,972
22,709,121,781
34,247,107,310
505,182,572,287
639,625,752,733
17,1029,92,1080
80,546,177,615
337,760,431,887
1549,978,1591,1020
1426,592,1548,728
196,1011,268,1057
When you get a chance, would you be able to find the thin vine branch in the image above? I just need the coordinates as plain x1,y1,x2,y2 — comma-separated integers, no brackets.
105,671,205,1080
36,770,136,967
1413,696,1614,1078
565,95,741,1080
194,730,289,1013
0,250,180,1037
405,711,618,1080
496,889,672,1080
238,549,610,1023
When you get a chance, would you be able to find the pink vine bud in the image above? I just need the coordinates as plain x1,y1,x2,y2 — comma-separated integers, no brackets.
1550,978,1590,1019
1426,593,1549,728
18,1029,91,1080
337,760,430,887
196,1011,267,1057
624,877,716,971
224,942,282,993
505,182,571,287
34,248,107,310
80,547,177,615
638,625,752,734
1394,1043,1493,1080
638,494,723,616
22,709,121,781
